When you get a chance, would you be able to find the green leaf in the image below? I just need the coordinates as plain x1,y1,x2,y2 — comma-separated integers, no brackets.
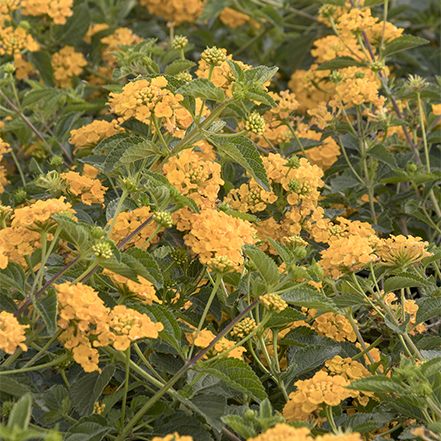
348,376,405,394
70,365,115,417
383,35,429,58
316,0,345,5
120,117,150,137
415,297,441,326
34,287,58,335
333,293,367,308
420,357,441,378
190,393,227,432
117,140,161,164
316,56,365,71
266,308,306,328
331,175,361,193
244,66,278,84
384,274,427,292
175,78,225,102
0,262,27,294
211,135,270,191
54,3,90,45
53,215,89,252
41,384,71,424
242,245,279,289
281,286,339,313
243,90,277,107
124,248,163,288
198,358,267,401
289,345,341,377
132,303,182,351
226,60,245,82
155,412,212,441
221,415,257,439
0,377,32,397
266,238,294,264
7,393,32,430
27,52,55,87
64,414,110,441
165,59,196,75
368,145,398,169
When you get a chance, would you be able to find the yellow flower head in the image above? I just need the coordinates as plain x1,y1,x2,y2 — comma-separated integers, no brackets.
230,317,257,339
0,26,40,55
108,77,183,124
261,293,288,313
20,0,73,24
101,27,142,66
139,0,205,25
51,46,87,88
151,433,194,441
69,120,123,152
60,171,107,206
283,370,352,422
248,424,313,441
376,235,432,269
0,311,29,354
313,313,356,342
183,208,257,269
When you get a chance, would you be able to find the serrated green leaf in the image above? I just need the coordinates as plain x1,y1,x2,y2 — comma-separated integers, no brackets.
383,35,429,58
120,117,150,137
266,308,306,328
27,52,55,87
420,357,441,378
243,90,277,107
281,286,339,313
384,274,427,292
124,248,163,288
289,345,341,377
70,365,115,417
348,376,405,394
176,78,225,102
333,293,367,308
7,393,32,430
0,377,32,397
132,303,182,351
54,3,90,45
52,215,89,252
316,56,365,71
266,238,294,264
415,297,441,326
118,140,161,164
211,135,270,191
155,412,212,441
226,60,245,82
0,262,27,294
41,384,71,424
224,208,259,222
34,288,58,335
368,145,398,169
242,245,279,289
244,66,278,84
331,175,361,193
64,414,110,441
165,59,196,75
198,358,267,401
221,415,257,439
190,393,226,432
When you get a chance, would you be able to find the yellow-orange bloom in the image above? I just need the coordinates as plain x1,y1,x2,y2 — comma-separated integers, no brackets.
0,311,29,354
248,424,313,441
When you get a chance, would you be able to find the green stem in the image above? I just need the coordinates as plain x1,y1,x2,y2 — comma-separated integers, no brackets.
121,347,131,428
21,329,63,369
417,92,430,173
189,272,223,358
133,343,164,381
70,260,99,285
107,189,129,238
9,148,27,187
325,405,338,434
337,136,365,185
0,353,69,374
139,224,162,249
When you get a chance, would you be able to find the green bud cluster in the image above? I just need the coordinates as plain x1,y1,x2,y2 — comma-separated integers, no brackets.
201,46,225,66
172,35,188,50
244,112,266,136
92,240,114,259
153,211,174,228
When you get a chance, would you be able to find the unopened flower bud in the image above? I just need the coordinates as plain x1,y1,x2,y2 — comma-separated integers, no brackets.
153,211,174,228
260,293,287,313
49,155,64,167
207,255,235,274
370,61,384,72
90,226,106,239
407,74,427,92
2,63,15,74
201,46,226,66
244,112,266,136
119,177,138,193
319,5,337,19
230,317,257,339
13,188,27,205
170,246,188,265
329,71,343,83
92,240,114,259
284,156,300,169
172,35,188,50
175,72,192,82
